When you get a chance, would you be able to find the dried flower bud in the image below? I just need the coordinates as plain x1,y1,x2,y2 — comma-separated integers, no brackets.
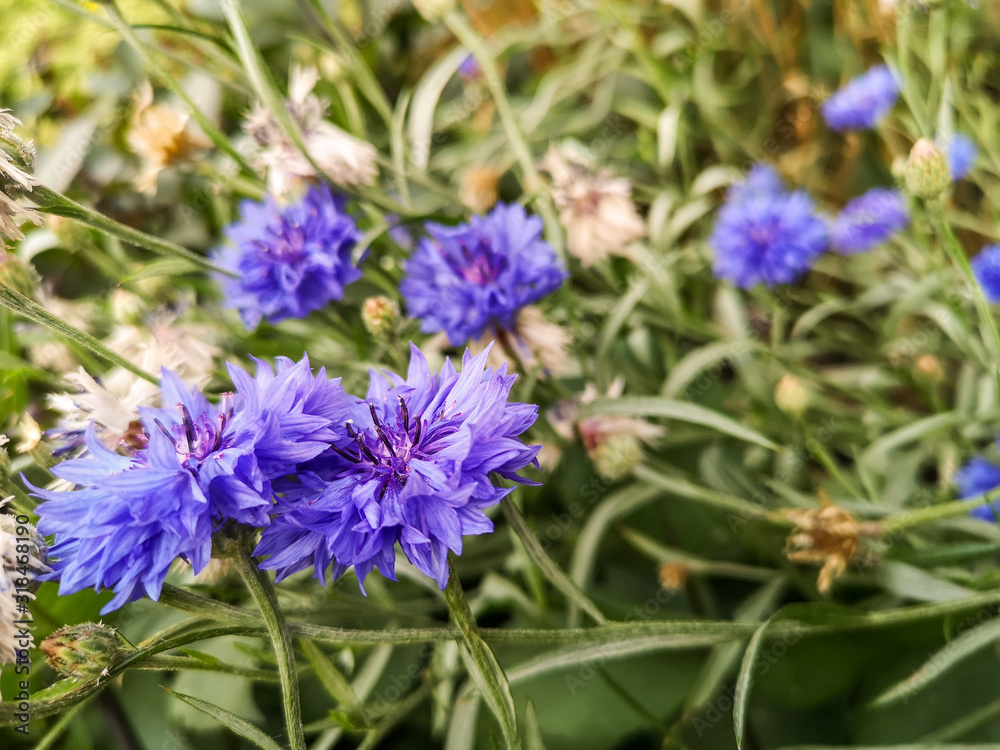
0,251,39,297
361,296,400,338
658,562,691,592
914,354,944,383
774,374,809,418
590,433,643,481
905,138,950,199
42,623,135,680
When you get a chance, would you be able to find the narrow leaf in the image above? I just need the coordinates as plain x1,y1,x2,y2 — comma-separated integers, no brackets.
578,396,779,450
163,688,285,750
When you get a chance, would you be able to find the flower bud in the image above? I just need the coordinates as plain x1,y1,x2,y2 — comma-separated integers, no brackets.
905,138,950,199
361,296,399,338
590,433,643,481
411,0,455,22
775,374,809,418
914,354,944,383
42,623,135,680
0,251,39,297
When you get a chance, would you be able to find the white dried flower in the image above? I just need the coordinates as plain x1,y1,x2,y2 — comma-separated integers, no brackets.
0,499,49,670
127,82,210,194
0,109,41,242
540,143,646,266
469,306,571,376
48,320,220,448
577,378,663,479
244,65,377,196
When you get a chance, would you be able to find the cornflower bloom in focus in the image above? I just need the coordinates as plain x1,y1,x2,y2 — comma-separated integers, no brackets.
255,344,541,590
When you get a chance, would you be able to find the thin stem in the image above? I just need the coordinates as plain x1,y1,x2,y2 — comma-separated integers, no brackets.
442,10,564,256
31,185,231,276
233,549,306,750
930,199,1000,373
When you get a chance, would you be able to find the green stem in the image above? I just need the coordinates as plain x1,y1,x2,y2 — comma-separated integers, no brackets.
442,10,564,256
233,550,306,750
883,487,1000,533
0,285,158,384
31,185,230,276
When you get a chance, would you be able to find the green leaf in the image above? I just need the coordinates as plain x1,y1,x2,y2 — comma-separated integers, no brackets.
163,689,285,750
300,639,366,723
523,699,547,750
870,614,1000,707
733,617,774,750
502,499,608,625
578,397,779,450
443,557,521,750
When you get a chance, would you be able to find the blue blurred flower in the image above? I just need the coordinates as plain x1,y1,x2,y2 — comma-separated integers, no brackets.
830,188,908,254
212,183,362,329
956,456,1000,522
400,202,566,345
33,370,274,612
710,169,829,288
971,244,1000,303
940,133,978,180
255,343,541,590
730,164,785,202
821,65,900,131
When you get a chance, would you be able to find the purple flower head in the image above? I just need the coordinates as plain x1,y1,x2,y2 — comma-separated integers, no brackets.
830,188,908,254
956,456,1000,522
255,343,541,590
212,183,363,329
940,133,978,180
972,244,1000,303
822,65,900,131
400,203,567,345
710,178,829,288
32,370,274,613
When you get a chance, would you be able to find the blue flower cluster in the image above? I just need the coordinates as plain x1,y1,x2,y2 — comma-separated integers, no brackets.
821,65,900,131
710,165,829,288
213,184,363,329
33,347,540,611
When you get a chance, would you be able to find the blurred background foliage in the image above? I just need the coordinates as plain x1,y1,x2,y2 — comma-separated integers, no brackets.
5,1,1000,749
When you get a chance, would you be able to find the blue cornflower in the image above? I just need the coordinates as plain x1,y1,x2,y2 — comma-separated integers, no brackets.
731,164,785,202
212,183,363,329
33,370,273,612
940,133,978,180
830,188,908,254
956,456,1000,522
971,244,1000,303
400,202,566,345
821,65,900,131
710,170,829,289
32,357,346,612
255,343,541,590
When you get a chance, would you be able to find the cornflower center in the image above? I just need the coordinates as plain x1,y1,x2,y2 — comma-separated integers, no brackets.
451,235,507,286
154,395,235,464
332,396,425,502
